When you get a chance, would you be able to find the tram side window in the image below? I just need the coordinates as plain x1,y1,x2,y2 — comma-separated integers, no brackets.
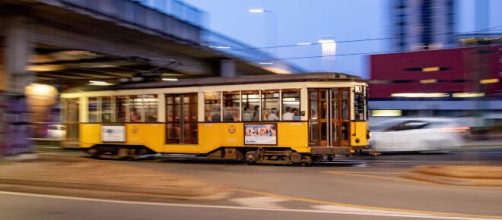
241,91,259,121
204,92,221,122
88,97,99,122
354,90,366,121
282,90,301,121
261,90,280,121
115,96,127,122
129,95,143,122
144,94,158,122
223,91,240,121
102,97,113,123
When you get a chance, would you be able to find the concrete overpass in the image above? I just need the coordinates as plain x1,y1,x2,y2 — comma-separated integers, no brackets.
0,0,302,156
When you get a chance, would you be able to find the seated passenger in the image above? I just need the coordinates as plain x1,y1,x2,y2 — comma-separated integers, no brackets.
211,112,221,122
251,106,259,121
130,109,141,122
267,109,279,121
292,108,301,120
282,106,294,120
242,106,254,121
223,108,234,121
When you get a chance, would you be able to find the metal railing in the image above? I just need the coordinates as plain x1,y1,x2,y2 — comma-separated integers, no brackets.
202,30,304,73
55,0,202,44
133,0,206,27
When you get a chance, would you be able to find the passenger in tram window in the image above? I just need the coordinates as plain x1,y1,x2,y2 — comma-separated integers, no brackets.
292,108,301,121
146,114,157,122
210,106,221,122
130,108,141,122
267,108,279,121
262,110,269,121
251,105,259,121
223,107,234,121
242,105,254,121
282,106,294,120
210,111,221,122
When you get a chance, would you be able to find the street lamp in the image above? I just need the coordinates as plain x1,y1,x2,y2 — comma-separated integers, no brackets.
318,38,337,72
248,8,277,55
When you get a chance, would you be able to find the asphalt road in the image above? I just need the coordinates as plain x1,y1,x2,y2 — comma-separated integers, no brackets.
3,145,500,220
1,190,500,220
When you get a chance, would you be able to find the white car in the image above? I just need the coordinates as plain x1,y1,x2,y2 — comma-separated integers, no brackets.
47,124,66,139
369,118,466,153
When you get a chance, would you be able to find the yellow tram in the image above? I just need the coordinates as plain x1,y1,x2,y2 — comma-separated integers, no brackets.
61,73,369,164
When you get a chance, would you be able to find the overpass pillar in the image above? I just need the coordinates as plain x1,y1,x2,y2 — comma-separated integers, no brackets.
0,15,34,157
220,59,236,77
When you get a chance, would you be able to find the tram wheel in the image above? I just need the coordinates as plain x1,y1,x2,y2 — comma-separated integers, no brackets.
290,152,302,164
245,151,258,164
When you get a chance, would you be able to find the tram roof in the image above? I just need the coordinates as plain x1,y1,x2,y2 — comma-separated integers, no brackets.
64,72,365,92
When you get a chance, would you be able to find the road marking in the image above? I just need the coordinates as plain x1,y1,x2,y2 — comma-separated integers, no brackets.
0,190,500,220
323,171,432,185
233,188,502,220
312,205,494,220
231,196,287,209
326,171,403,175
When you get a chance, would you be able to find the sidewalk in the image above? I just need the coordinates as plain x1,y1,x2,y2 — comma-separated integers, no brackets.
0,155,226,200
405,165,502,186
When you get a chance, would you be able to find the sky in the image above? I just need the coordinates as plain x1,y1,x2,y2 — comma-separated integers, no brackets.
184,0,502,78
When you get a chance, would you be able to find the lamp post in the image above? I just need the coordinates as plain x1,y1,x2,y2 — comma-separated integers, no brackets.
318,38,337,72
248,8,278,56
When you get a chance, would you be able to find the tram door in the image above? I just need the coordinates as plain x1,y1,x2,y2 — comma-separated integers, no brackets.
308,88,350,147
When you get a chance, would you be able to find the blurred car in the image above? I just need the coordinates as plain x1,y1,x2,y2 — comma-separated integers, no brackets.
47,124,66,139
369,118,467,153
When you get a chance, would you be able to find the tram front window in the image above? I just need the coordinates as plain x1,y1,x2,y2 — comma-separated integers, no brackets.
354,88,366,121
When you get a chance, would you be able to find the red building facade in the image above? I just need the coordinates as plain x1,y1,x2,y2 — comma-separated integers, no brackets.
370,45,502,99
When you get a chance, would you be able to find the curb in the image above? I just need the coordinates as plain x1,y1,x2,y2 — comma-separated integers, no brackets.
0,178,227,200
0,155,228,200
1,153,39,162
404,165,502,187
